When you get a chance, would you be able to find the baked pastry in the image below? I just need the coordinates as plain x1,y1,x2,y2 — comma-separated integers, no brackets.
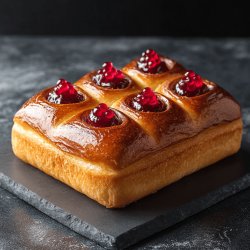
12,49,242,208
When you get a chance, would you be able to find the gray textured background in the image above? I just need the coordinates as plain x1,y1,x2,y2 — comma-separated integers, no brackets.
0,37,250,249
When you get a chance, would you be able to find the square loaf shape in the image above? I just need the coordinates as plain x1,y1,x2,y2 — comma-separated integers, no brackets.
12,54,242,208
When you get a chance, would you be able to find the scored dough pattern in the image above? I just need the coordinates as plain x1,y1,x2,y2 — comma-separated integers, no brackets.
14,56,241,169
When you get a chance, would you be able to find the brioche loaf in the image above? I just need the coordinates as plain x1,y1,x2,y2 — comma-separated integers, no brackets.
12,49,242,208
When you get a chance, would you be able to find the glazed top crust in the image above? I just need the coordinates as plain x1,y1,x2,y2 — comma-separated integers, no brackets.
122,55,186,89
14,56,241,170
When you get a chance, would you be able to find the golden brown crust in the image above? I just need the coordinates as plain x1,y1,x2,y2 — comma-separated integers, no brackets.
12,119,242,208
112,94,192,142
156,78,241,126
75,71,140,105
122,56,185,89
15,86,98,131
14,76,241,169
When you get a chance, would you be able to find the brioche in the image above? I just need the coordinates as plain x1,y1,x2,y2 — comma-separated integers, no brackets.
12,50,242,208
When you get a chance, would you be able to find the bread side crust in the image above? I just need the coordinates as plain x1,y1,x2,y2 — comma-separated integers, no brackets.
12,119,242,208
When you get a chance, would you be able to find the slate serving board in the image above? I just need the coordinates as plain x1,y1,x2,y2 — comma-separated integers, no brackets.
1,111,250,249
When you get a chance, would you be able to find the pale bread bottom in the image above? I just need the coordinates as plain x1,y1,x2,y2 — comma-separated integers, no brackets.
12,119,242,208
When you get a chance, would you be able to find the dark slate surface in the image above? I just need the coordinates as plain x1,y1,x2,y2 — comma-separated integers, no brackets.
0,37,250,249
